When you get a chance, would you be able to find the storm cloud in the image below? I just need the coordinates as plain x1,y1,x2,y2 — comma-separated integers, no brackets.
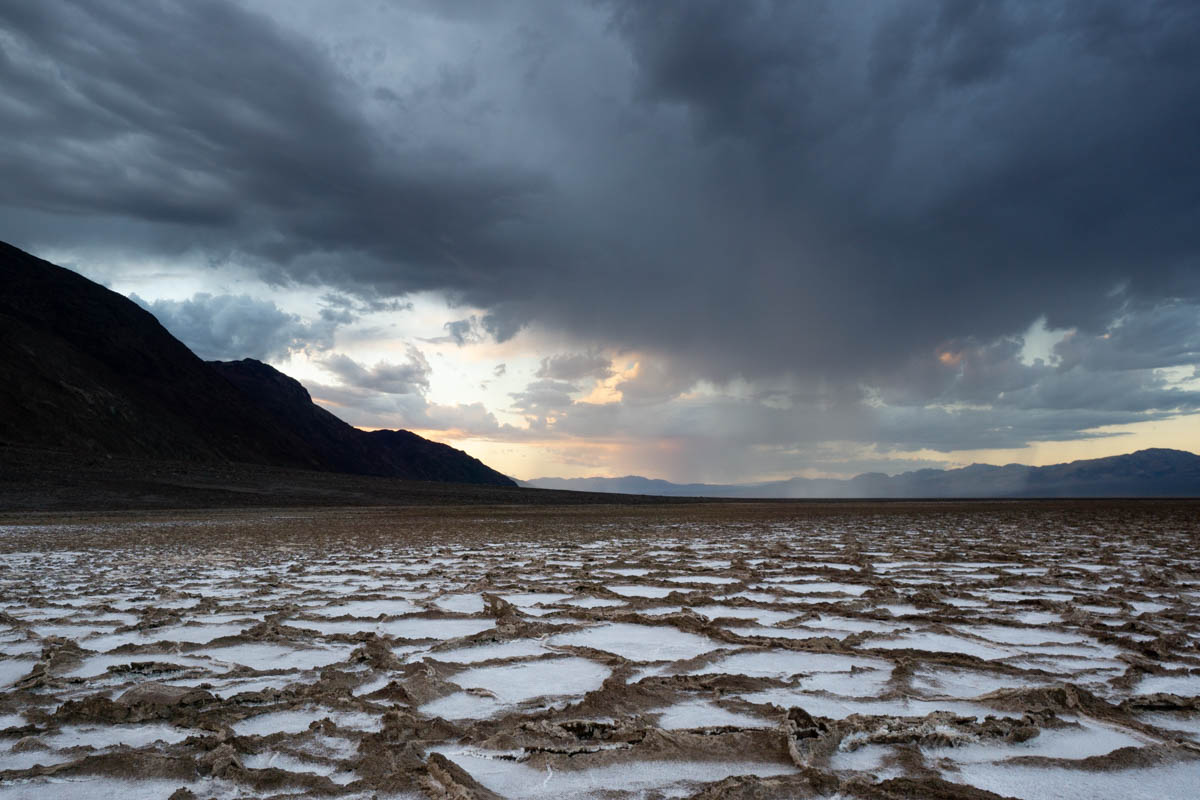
2,0,1199,479
318,348,431,396
131,292,338,362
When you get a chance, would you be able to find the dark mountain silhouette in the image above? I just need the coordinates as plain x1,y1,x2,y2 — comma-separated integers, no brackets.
0,241,513,486
210,359,513,485
524,448,1200,498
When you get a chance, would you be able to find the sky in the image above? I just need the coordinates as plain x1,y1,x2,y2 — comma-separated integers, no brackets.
2,0,1199,483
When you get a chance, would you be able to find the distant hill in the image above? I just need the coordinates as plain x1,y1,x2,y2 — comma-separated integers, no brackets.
524,448,1200,498
0,241,514,487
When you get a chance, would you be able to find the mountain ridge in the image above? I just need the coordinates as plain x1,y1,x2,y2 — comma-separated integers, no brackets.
523,448,1200,497
0,240,514,487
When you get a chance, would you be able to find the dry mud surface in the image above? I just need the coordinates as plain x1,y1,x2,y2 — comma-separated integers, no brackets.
0,501,1197,799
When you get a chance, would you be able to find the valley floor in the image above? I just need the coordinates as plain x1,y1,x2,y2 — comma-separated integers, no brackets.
0,502,1197,799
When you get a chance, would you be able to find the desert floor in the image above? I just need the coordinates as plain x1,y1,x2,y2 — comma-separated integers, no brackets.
0,501,1197,799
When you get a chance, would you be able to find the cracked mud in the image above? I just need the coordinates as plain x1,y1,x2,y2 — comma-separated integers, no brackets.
0,501,1197,799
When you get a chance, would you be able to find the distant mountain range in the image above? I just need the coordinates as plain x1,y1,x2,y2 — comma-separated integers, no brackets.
0,241,514,487
524,448,1200,498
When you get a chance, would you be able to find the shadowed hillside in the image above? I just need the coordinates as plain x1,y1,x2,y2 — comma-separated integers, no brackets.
0,241,513,487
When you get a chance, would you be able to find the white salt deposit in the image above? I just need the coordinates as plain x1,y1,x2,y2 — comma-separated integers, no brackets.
0,747,72,771
693,650,887,680
548,623,721,662
43,722,194,749
808,617,906,634
420,657,610,719
770,582,870,596
942,597,988,607
862,631,1019,659
1010,611,1063,625
427,639,548,664
741,690,1017,721
242,751,358,784
728,625,835,640
1077,604,1120,615
830,741,897,774
306,598,420,617
945,760,1200,800
664,576,740,585
801,669,894,696
691,605,797,625
879,604,925,616
1135,711,1200,740
352,674,392,696
719,591,779,603
912,667,1041,698
1130,601,1170,614
31,624,110,640
205,642,353,671
384,617,496,640
64,653,211,679
637,606,684,616
232,707,381,736
433,594,485,614
168,674,291,698
501,592,572,606
963,625,1097,647
0,777,238,800
564,597,626,608
427,750,797,799
925,718,1145,763
0,636,40,658
608,585,676,598
515,606,561,617
0,659,34,687
652,698,771,730
86,623,248,650
1135,673,1200,696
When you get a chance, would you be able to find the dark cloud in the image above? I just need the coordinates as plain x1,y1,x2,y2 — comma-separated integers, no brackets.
130,292,337,361
535,352,613,382
614,360,694,406
535,388,1177,457
427,312,521,346
592,0,1200,381
873,302,1200,412
317,348,430,396
1055,302,1200,373
0,0,544,292
3,0,1199,470
433,318,484,347
6,0,1197,388
319,293,411,319
509,379,578,423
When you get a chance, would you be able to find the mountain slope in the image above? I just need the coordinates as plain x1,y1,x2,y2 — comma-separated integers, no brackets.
0,241,514,486
524,449,1200,498
211,359,513,485
0,241,324,466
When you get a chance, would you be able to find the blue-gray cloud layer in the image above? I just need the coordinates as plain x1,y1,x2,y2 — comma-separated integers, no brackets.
2,0,1198,466
131,292,337,362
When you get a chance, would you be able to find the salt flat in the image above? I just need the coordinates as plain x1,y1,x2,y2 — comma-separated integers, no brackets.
0,501,1197,799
